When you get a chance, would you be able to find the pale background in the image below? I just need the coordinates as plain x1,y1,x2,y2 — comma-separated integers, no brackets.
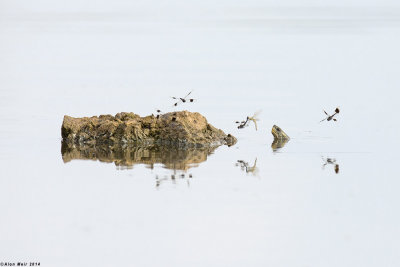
1,0,400,266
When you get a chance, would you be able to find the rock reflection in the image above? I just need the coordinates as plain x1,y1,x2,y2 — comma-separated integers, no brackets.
61,142,216,170
235,158,259,176
271,138,289,152
322,157,340,174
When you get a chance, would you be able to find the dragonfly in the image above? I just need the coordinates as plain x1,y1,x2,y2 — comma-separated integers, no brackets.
236,110,261,130
154,109,162,119
172,91,196,106
320,107,340,123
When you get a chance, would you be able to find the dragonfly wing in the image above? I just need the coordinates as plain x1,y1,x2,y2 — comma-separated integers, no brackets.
184,91,192,99
249,119,258,130
252,110,262,119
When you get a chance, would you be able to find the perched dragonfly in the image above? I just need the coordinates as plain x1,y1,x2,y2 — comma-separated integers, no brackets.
155,109,163,119
320,107,340,123
236,111,261,130
172,91,196,106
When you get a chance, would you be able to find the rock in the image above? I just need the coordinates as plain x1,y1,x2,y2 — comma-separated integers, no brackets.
271,125,290,140
61,111,236,148
271,125,290,152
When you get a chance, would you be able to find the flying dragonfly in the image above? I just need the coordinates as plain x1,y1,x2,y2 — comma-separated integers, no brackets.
320,107,340,123
172,91,196,106
236,110,261,130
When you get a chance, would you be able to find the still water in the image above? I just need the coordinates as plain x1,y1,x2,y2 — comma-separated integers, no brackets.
1,3,400,267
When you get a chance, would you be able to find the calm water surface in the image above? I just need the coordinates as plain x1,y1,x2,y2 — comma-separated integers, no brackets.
1,3,400,267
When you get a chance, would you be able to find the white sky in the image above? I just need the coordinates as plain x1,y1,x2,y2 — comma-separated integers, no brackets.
2,0,400,14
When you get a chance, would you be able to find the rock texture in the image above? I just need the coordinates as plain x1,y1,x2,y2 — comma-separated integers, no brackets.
61,111,236,148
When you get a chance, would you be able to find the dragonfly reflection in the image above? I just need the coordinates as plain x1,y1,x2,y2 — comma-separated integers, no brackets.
155,173,193,188
322,157,340,174
236,158,258,175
